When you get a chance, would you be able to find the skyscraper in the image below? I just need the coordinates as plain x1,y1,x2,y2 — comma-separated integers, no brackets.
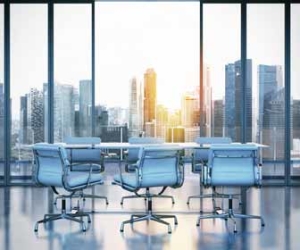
225,59,252,142
79,80,92,136
293,100,300,140
20,88,44,144
54,83,75,142
30,88,44,143
95,105,108,138
212,99,224,137
258,65,283,136
143,68,156,136
181,92,198,128
156,104,168,139
128,77,142,137
0,83,4,157
203,66,212,136
258,65,284,159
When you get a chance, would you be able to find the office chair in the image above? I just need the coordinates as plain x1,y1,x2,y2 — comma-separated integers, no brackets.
196,144,265,233
187,137,232,206
63,137,108,207
124,137,165,172
32,143,104,232
120,137,176,205
113,146,184,234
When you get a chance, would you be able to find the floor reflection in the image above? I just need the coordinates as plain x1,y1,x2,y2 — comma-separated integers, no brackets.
0,183,300,249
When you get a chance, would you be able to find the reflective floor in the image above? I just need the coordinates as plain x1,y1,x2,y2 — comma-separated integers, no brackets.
0,164,300,250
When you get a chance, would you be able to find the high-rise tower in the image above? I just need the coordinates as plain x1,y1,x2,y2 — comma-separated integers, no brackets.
143,68,156,136
225,59,252,142
54,83,75,142
258,65,284,159
129,77,142,137
79,80,92,136
0,83,4,157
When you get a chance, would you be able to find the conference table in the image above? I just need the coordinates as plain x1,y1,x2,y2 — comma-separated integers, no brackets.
27,141,267,166
63,141,267,149
63,141,267,162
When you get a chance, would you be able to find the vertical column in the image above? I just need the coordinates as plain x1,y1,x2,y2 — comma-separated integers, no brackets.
48,0,54,143
241,0,247,143
4,0,10,185
199,2,204,137
91,1,95,136
285,2,291,185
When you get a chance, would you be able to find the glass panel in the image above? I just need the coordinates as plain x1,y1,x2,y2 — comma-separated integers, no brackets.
203,4,241,139
10,4,48,183
0,4,4,183
291,4,300,183
54,4,92,142
248,4,285,183
95,2,200,146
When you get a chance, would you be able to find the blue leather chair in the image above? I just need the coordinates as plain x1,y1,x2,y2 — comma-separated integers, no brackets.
120,137,176,205
187,137,232,206
64,137,108,207
124,137,165,171
32,143,104,232
196,144,265,233
113,146,184,234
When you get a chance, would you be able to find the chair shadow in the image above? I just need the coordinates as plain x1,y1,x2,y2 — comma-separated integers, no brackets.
35,226,103,250
122,227,172,250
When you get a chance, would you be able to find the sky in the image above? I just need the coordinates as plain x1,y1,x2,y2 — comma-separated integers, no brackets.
95,2,200,109
1,2,300,119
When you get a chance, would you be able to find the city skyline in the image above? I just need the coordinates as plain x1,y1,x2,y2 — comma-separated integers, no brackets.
1,2,300,162
2,3,300,114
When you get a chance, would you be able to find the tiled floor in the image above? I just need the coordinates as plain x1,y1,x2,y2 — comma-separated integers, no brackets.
0,164,300,250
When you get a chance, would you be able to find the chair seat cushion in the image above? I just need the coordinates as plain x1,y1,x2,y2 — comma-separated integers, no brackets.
67,172,103,189
113,172,178,189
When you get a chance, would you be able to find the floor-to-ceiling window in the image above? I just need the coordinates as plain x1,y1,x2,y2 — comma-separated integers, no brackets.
248,4,285,183
0,4,4,183
203,4,241,140
10,4,48,183
54,4,92,142
291,4,300,183
95,1,200,144
0,1,298,185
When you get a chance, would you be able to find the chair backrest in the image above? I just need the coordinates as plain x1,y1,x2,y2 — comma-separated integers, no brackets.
207,144,260,186
32,143,68,187
194,137,232,163
127,137,165,163
65,136,101,145
137,146,183,188
65,137,102,163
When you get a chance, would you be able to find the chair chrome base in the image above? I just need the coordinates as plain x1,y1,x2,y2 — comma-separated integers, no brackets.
187,187,241,214
120,212,178,234
121,193,175,205
196,196,265,233
34,199,91,232
120,195,178,234
54,187,109,206
121,186,175,205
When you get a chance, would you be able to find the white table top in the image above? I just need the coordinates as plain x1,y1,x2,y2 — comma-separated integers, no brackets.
63,142,268,150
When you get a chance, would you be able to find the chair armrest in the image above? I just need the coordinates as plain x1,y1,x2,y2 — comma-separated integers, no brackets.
255,163,263,187
191,151,205,173
70,162,102,170
63,163,95,190
114,161,139,190
201,164,211,187
177,162,185,187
